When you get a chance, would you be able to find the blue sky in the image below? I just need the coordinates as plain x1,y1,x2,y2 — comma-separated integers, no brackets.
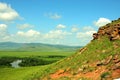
0,0,120,46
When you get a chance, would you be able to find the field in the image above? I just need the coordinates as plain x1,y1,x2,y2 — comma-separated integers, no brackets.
0,42,80,80
0,51,74,57
0,50,76,80
0,66,49,80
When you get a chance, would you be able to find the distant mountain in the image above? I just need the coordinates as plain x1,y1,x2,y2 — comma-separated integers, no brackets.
0,42,81,52
0,42,22,49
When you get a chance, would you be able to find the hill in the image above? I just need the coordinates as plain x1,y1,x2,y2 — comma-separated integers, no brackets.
36,18,120,80
0,42,81,52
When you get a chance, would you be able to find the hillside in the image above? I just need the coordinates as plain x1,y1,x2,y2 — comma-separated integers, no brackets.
36,18,120,80
0,42,81,52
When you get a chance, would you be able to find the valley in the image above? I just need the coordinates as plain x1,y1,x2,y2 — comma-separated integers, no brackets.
0,42,80,80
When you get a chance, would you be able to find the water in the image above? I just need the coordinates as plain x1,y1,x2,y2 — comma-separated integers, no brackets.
10,60,22,68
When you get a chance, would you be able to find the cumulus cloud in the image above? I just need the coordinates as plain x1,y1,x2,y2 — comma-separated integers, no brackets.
2,35,10,40
0,24,7,31
17,29,40,37
77,30,96,39
0,24,8,37
50,13,61,19
94,18,111,27
83,26,95,31
0,24,11,42
0,29,41,43
56,24,66,29
11,29,72,43
0,23,97,46
45,13,61,19
71,26,79,32
17,23,34,30
44,30,71,39
0,2,20,21
76,26,97,45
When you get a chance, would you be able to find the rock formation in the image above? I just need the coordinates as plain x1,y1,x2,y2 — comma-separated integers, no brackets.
93,18,120,41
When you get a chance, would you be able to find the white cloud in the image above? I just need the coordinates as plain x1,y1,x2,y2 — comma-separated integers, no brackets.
71,26,79,32
77,30,96,39
0,24,7,31
76,26,97,45
0,35,11,42
13,29,41,43
56,24,66,29
17,23,34,30
17,29,40,37
0,24,8,37
12,29,72,44
0,23,98,46
2,36,10,40
0,2,20,21
50,13,61,19
0,24,11,42
83,26,95,31
45,13,61,19
44,30,71,39
94,18,111,27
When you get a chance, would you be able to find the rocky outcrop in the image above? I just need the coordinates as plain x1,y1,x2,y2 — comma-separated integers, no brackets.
93,18,120,40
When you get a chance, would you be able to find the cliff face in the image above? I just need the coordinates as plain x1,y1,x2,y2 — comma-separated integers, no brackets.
93,18,120,41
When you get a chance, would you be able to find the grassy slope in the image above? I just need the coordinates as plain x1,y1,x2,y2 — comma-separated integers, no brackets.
37,36,120,80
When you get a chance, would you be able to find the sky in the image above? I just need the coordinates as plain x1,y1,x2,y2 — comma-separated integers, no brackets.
0,0,120,46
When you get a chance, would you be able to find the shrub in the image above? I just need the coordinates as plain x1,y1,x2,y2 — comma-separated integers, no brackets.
101,72,110,79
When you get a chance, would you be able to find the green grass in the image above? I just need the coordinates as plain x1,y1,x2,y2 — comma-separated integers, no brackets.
0,51,74,58
0,42,79,80
100,72,110,79
0,50,76,80
0,65,49,80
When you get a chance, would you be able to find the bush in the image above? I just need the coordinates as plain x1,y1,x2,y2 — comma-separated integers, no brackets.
19,57,57,67
0,56,58,67
0,57,18,66
101,72,110,79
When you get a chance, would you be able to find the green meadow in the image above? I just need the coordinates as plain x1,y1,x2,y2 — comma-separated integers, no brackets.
0,50,76,80
0,66,49,80
0,42,80,80
0,51,74,57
